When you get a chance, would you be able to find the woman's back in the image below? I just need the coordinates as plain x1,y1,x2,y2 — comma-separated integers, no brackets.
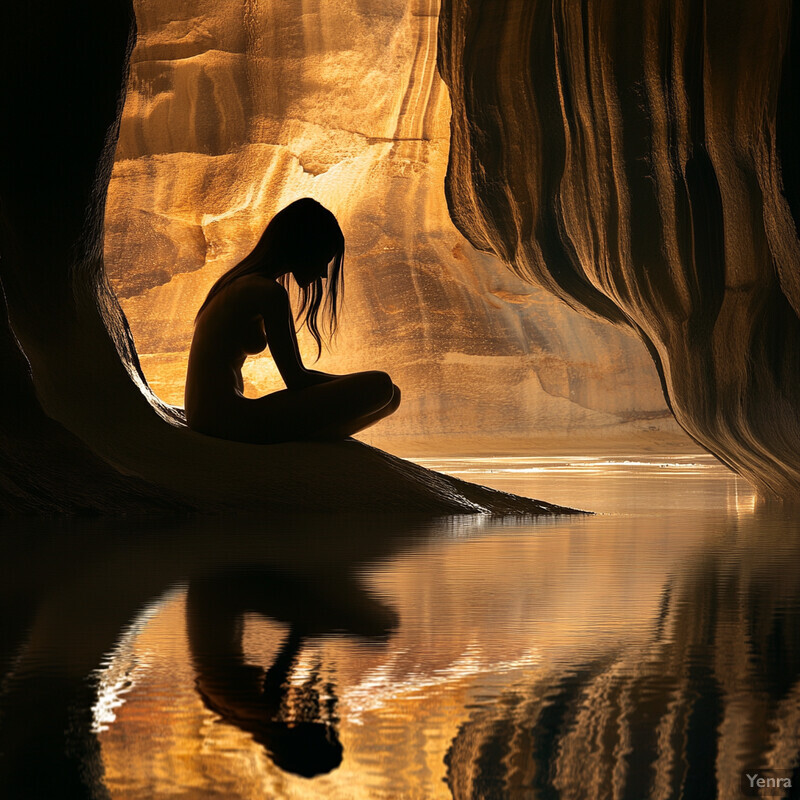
185,275,282,432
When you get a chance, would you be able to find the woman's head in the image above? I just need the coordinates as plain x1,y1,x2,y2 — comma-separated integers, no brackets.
270,199,345,357
197,198,345,357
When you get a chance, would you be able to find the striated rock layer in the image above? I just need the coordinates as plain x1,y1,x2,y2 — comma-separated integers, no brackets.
438,0,800,499
104,0,688,454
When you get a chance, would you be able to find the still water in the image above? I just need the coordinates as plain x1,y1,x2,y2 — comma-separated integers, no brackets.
1,456,798,799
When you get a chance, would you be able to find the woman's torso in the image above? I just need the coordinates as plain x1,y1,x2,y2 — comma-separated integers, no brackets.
184,275,281,434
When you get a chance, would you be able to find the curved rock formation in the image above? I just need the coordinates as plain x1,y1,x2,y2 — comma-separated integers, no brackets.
438,0,800,500
0,2,563,515
105,0,687,455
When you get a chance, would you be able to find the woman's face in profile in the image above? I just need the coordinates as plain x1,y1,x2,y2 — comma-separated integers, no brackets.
291,250,334,288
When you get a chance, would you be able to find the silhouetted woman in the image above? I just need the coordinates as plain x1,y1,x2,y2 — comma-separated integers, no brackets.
185,198,400,443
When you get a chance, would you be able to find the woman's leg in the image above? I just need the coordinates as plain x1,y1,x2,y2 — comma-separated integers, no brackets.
242,371,400,444
306,384,401,440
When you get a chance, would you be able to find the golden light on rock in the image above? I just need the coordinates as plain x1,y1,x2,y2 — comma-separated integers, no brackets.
105,0,691,455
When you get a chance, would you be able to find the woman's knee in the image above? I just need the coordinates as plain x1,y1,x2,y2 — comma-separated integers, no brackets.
357,370,395,408
387,384,401,413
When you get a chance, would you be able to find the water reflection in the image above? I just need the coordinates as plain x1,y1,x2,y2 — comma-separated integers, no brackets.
0,513,433,798
444,509,800,800
1,460,798,799
187,566,396,778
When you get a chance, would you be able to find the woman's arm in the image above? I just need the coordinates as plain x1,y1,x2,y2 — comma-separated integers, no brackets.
261,285,337,389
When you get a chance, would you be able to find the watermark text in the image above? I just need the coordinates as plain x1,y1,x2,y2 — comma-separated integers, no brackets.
741,770,794,797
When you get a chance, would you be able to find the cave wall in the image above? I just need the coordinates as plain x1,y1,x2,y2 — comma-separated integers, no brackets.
104,0,690,454
437,0,800,497
0,2,186,513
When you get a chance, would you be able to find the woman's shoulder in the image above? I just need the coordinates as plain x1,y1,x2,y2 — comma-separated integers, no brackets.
227,274,288,307
197,274,287,326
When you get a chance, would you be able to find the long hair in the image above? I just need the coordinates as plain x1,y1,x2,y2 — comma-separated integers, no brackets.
195,198,345,357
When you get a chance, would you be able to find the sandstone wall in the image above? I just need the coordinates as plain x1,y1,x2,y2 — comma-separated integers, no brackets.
105,0,689,454
438,0,800,496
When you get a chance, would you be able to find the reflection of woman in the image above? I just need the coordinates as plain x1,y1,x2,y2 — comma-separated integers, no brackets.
186,572,343,778
186,567,397,778
196,622,343,778
185,198,400,443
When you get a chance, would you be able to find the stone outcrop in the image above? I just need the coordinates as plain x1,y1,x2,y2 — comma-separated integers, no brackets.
0,2,565,515
104,0,687,454
438,0,800,500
